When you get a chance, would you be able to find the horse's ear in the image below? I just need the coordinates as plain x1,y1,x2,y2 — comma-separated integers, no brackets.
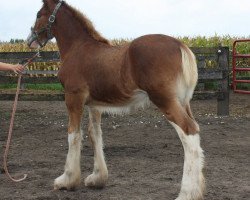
42,0,57,10
42,0,60,5
42,0,48,6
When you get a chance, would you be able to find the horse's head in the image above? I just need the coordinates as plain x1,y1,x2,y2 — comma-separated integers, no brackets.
27,0,63,49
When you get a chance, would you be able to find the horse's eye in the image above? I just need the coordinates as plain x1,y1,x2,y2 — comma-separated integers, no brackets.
37,12,41,19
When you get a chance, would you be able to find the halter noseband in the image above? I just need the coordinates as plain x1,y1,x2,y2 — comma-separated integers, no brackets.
28,0,63,48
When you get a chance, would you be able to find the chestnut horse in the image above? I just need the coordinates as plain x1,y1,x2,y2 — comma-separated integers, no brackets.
27,0,204,199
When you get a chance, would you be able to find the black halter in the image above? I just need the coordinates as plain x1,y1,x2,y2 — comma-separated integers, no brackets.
28,0,63,48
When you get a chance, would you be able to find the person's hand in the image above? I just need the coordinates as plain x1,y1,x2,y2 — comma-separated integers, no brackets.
12,64,24,74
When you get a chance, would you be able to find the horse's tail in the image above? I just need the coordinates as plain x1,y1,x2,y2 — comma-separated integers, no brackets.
180,44,198,89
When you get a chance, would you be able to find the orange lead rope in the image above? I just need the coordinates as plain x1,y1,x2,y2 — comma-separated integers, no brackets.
3,51,40,182
3,74,27,182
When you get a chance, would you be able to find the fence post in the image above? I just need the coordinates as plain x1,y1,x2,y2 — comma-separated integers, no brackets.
217,47,230,116
20,82,26,90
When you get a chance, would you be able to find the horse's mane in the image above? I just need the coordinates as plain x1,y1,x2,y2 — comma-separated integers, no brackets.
64,2,110,45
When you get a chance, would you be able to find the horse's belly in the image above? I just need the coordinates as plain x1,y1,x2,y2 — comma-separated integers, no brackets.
87,89,150,115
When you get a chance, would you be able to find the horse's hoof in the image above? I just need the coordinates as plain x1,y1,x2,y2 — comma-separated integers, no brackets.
84,173,108,188
54,173,80,190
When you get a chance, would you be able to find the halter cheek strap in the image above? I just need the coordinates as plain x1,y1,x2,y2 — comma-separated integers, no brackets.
47,0,64,39
28,0,64,48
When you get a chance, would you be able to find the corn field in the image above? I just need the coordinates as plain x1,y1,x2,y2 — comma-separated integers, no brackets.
0,35,250,73
1,35,250,51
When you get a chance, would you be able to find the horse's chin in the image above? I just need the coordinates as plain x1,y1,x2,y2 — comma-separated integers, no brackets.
29,41,41,49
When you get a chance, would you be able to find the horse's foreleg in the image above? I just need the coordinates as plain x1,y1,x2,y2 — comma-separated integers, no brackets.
54,92,85,190
84,107,108,188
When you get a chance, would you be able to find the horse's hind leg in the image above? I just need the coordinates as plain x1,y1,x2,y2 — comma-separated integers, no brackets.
54,92,85,190
171,121,204,200
84,107,108,188
150,93,205,200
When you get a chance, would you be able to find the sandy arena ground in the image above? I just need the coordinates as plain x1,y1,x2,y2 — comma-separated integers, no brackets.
0,92,249,200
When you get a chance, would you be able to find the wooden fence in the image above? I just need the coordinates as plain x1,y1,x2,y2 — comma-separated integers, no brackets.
0,47,230,115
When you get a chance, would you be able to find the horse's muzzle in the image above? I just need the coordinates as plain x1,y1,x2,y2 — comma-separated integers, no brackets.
27,29,40,49
27,27,50,49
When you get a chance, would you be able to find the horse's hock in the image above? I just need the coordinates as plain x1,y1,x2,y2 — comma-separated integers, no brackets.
0,47,229,115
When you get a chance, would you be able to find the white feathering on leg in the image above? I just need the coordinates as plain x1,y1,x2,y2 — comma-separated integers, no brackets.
54,131,82,190
170,122,205,200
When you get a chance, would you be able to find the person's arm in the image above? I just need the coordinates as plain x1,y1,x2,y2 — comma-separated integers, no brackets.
0,62,24,73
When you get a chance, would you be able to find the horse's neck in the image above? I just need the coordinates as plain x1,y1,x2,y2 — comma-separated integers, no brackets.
55,29,94,59
54,15,97,59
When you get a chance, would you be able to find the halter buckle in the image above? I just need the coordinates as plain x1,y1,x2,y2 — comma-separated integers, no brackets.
49,15,56,23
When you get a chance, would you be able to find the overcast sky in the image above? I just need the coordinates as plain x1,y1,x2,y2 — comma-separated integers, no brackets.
0,0,249,42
